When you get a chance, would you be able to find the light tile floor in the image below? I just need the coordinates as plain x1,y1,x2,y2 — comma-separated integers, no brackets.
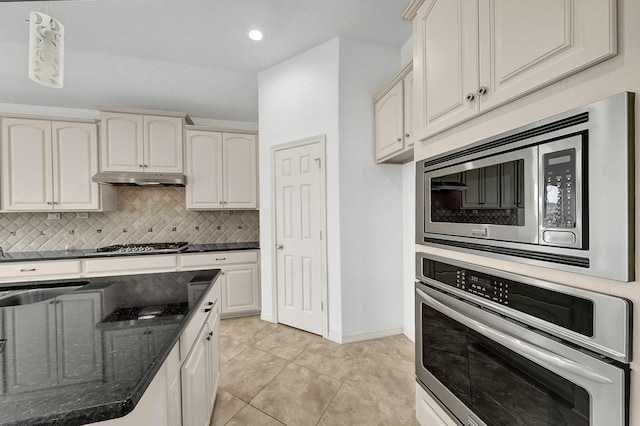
211,316,418,426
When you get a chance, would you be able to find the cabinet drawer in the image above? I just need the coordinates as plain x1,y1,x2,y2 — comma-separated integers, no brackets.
84,255,177,276
179,250,258,270
0,260,81,282
180,279,219,361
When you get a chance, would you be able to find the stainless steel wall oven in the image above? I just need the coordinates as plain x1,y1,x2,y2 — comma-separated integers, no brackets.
416,92,634,281
415,253,632,426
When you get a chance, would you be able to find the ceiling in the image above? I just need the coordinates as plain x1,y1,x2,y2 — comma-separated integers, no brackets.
0,0,412,121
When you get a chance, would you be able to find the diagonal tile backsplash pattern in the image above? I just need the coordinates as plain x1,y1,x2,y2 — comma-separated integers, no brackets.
0,187,259,252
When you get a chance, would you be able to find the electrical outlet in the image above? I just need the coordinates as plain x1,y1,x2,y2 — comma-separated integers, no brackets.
47,213,61,220
76,212,89,219
221,210,230,218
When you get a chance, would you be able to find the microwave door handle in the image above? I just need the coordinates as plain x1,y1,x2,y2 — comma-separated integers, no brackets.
416,288,613,385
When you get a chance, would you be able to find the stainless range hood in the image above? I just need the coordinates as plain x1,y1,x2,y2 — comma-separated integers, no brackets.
92,172,186,186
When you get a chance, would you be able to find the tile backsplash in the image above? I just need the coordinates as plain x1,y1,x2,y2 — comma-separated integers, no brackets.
0,187,259,252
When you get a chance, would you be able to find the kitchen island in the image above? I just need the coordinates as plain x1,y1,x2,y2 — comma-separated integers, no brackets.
0,269,221,425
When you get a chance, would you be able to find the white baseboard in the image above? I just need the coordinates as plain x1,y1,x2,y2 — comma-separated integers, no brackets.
328,327,404,344
260,313,275,323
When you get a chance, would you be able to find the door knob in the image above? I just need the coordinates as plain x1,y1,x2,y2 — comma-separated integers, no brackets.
275,244,283,250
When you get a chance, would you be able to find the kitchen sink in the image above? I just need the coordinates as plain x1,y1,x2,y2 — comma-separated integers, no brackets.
0,285,84,308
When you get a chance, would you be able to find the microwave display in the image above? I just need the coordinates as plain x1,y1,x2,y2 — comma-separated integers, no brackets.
543,148,576,229
430,159,525,226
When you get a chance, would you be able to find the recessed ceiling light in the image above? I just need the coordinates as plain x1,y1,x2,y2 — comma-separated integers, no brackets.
247,29,264,41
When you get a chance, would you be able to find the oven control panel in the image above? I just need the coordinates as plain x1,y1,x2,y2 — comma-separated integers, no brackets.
456,269,510,305
542,148,576,229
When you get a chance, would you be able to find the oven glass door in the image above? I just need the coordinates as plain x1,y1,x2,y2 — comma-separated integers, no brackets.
415,284,628,426
422,303,589,426
424,147,538,244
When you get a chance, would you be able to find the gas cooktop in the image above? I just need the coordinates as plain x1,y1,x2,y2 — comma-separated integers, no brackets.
86,242,189,256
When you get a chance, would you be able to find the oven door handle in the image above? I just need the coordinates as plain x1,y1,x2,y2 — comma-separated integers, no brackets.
416,288,614,385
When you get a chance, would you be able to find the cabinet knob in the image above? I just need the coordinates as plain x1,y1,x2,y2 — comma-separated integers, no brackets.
397,138,402,142
206,336,211,341
405,133,410,138
46,202,53,205
275,244,283,250
465,93,475,102
478,86,488,96
138,164,144,168
205,308,212,313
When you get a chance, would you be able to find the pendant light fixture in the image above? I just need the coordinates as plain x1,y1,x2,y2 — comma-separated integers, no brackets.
28,10,64,88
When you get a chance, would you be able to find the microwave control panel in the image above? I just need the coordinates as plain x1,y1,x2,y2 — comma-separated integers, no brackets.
542,148,576,229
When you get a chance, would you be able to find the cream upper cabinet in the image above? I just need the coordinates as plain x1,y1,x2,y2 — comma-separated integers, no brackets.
1,117,114,212
185,128,258,210
99,109,189,173
409,0,617,140
374,63,414,164
223,133,258,209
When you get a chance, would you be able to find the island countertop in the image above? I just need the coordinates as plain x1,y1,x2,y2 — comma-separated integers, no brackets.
0,269,221,425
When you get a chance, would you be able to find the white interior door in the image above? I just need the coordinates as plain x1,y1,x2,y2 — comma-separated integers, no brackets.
274,138,325,335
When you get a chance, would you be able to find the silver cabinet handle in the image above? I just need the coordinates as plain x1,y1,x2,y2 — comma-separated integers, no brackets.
275,244,283,250
465,92,475,102
215,257,226,261
478,85,488,95
20,268,36,272
416,288,614,385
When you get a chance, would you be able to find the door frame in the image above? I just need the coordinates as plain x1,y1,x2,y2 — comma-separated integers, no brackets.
270,134,328,338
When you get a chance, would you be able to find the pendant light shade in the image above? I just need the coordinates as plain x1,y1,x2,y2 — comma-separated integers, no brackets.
28,11,64,88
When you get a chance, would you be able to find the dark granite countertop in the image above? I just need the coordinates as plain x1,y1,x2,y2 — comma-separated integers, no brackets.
0,242,260,263
0,269,221,425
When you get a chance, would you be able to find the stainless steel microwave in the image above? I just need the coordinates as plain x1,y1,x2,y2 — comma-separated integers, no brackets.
417,92,634,282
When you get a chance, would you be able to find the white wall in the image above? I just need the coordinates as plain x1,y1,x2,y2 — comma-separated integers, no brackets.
0,41,258,122
413,0,640,422
257,38,341,329
400,37,416,341
258,37,404,341
337,38,403,339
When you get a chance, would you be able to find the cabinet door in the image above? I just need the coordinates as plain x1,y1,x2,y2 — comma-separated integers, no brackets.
223,133,258,209
100,112,144,172
56,291,103,385
52,122,100,210
1,118,53,211
103,327,149,385
144,115,184,173
181,324,211,426
221,264,260,316
206,305,220,412
374,81,404,160
403,70,415,148
413,0,479,140
478,0,616,111
3,301,57,393
185,130,224,209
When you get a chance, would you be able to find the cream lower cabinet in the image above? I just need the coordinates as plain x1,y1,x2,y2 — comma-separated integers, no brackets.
408,0,617,140
181,302,220,426
2,291,103,394
0,117,116,212
415,383,457,426
185,127,258,210
179,250,261,318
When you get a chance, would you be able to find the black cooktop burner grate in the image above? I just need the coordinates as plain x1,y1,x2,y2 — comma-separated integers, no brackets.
94,242,189,254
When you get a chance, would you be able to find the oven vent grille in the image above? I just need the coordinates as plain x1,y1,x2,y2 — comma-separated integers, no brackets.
423,112,589,168
423,237,590,268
